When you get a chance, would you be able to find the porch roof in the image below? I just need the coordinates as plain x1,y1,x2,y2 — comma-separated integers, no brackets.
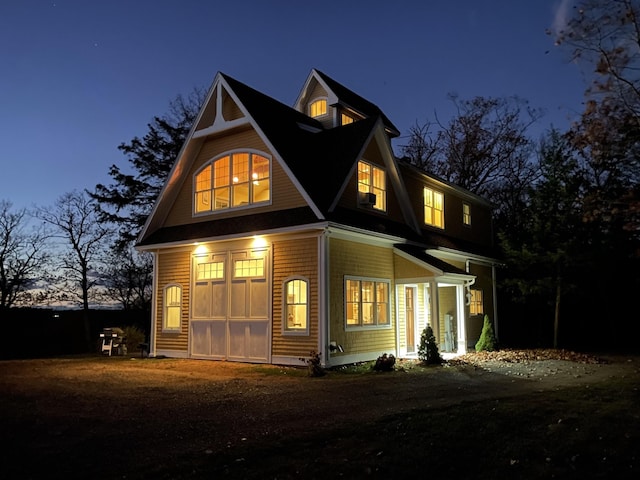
393,243,469,276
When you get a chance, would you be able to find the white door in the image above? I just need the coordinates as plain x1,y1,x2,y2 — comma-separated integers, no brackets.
190,249,270,362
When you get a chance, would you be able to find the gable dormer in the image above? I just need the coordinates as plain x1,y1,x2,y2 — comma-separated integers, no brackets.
294,69,400,138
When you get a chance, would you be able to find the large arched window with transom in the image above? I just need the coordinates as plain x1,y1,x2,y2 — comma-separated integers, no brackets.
194,151,271,214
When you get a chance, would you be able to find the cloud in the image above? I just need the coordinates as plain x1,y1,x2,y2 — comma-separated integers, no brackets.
551,0,575,34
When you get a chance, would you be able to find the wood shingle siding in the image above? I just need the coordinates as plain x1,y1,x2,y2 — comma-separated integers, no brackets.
271,236,320,358
155,249,190,352
164,129,307,227
328,238,396,357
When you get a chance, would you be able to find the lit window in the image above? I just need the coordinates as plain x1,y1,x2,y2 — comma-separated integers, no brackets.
284,278,309,334
196,261,224,280
195,152,270,214
469,288,484,315
345,277,390,328
234,258,264,278
309,99,327,118
164,285,182,331
424,187,444,228
357,160,386,211
341,113,354,125
463,203,471,226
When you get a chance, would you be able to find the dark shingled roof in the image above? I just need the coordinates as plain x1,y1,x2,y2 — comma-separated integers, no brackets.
138,207,320,246
314,69,400,137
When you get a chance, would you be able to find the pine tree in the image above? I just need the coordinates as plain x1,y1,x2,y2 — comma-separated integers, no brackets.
418,324,442,365
475,314,498,352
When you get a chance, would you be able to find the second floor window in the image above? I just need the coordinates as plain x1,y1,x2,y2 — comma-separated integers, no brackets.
309,99,327,117
195,152,270,214
424,187,444,228
463,203,471,226
357,160,386,211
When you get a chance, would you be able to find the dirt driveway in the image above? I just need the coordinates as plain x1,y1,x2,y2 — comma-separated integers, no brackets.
0,350,637,479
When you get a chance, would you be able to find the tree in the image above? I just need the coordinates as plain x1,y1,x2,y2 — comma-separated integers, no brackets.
0,201,48,309
552,0,640,122
36,191,113,347
90,87,205,248
475,315,498,352
103,246,152,311
417,324,442,365
400,94,543,227
499,129,586,347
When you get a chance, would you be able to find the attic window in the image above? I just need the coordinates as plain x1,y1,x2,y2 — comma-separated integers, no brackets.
194,151,271,214
309,99,327,118
341,113,354,125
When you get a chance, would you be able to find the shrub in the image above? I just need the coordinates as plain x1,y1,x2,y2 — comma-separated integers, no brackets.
299,350,326,377
418,324,443,365
122,325,146,355
373,353,396,371
475,314,498,352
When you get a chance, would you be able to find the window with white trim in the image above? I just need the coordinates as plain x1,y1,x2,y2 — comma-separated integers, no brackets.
469,288,484,315
194,151,270,214
345,277,390,328
283,277,309,334
357,160,386,211
164,284,182,331
309,98,327,117
463,203,471,226
424,186,444,228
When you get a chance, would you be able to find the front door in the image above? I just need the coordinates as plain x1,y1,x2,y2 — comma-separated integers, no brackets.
405,286,416,353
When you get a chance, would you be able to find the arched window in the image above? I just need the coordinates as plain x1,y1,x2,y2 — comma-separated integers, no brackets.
195,151,271,214
164,284,182,332
309,98,327,118
283,277,309,334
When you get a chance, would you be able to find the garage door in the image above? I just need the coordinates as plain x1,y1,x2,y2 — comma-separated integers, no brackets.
190,249,270,362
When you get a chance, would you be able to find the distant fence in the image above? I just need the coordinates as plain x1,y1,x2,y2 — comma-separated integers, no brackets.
0,308,150,360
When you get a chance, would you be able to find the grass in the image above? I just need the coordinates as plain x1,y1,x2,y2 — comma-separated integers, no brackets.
149,377,639,479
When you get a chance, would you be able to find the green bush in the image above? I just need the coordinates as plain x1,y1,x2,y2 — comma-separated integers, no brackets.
418,324,442,365
373,353,396,371
122,325,146,355
299,350,326,377
475,314,498,352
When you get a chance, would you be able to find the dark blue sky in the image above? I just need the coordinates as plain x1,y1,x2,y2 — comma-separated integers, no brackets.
0,0,586,212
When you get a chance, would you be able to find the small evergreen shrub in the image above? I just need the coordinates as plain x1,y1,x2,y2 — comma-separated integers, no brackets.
122,325,146,355
299,350,326,377
373,353,396,371
475,314,498,352
418,324,442,365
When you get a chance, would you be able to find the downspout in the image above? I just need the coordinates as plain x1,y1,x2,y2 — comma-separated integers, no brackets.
149,250,158,357
492,264,499,341
318,230,329,367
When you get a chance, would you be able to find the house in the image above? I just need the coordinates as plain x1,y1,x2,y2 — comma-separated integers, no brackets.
136,68,501,366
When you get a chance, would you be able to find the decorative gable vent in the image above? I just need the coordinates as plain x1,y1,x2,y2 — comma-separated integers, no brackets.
358,191,377,206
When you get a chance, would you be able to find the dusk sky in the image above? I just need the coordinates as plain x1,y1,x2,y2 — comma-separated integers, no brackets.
1,0,588,213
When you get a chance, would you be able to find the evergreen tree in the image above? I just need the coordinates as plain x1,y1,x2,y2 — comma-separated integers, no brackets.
475,315,498,352
90,88,205,249
418,324,442,365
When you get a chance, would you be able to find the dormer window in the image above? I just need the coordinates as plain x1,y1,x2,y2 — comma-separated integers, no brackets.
357,160,386,212
309,98,327,118
195,151,270,214
341,113,354,125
